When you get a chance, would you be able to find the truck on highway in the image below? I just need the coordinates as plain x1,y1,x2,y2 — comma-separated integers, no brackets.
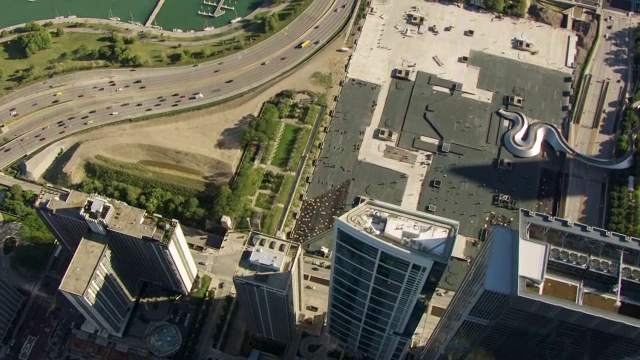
299,40,311,48
54,92,63,96
84,120,93,125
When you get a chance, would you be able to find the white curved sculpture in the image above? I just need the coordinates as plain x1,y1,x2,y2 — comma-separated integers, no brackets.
498,109,634,170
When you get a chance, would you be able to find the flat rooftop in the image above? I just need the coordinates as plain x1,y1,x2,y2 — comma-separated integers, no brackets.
236,232,300,290
518,209,640,323
339,199,459,263
60,235,108,296
36,187,177,243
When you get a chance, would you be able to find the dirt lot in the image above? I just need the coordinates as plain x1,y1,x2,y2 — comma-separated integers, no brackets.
37,34,350,186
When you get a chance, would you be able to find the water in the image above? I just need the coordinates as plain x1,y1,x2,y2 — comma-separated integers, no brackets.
1,0,263,32
154,0,263,31
1,0,156,29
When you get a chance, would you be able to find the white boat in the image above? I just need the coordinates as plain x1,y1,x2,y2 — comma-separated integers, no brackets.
172,28,183,32
67,15,77,18
337,47,350,52
27,0,36,2
109,17,121,21
230,17,242,23
204,26,215,31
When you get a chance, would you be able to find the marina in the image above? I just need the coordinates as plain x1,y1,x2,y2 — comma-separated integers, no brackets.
0,0,261,31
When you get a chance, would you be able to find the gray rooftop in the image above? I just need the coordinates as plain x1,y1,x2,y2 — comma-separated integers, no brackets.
236,232,300,290
37,188,176,243
379,51,569,238
308,78,380,198
60,235,108,296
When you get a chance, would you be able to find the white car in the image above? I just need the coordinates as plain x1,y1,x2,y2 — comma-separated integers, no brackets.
115,88,123,91
110,112,118,115
9,111,17,116
196,93,204,99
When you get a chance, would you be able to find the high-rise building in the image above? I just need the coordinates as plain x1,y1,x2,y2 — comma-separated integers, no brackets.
35,187,198,336
233,232,303,345
327,199,459,360
423,209,640,360
59,235,134,337
0,277,23,342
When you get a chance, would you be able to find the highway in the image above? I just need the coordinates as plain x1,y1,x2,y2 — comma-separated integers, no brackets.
0,0,356,169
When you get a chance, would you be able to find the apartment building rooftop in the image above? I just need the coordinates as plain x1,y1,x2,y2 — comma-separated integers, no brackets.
517,209,640,324
236,232,300,290
60,235,108,296
36,187,177,243
340,199,459,263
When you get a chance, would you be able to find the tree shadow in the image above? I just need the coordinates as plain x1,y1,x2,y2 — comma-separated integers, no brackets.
2,40,26,60
215,115,252,150
41,143,80,186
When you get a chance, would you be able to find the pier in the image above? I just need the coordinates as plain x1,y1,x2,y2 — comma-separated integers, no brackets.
145,0,166,27
200,0,235,17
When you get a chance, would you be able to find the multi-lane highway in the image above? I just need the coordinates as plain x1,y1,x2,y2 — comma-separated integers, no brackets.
0,0,356,169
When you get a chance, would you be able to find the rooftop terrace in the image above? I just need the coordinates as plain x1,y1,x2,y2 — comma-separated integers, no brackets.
60,235,108,296
37,187,178,243
236,232,301,290
518,209,640,323
340,200,459,262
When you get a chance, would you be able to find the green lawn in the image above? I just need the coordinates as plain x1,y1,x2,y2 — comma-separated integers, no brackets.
288,127,311,171
311,72,332,89
193,275,212,299
261,205,283,235
276,175,294,205
259,171,284,192
255,193,276,210
271,124,301,168
303,105,320,125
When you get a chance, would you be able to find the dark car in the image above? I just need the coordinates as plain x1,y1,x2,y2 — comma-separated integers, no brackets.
280,56,287,60
136,103,143,107
68,116,76,120
134,80,142,84
82,115,89,119
3,148,10,153
172,93,179,97
139,86,146,89
52,100,59,104
89,110,96,114
225,79,234,84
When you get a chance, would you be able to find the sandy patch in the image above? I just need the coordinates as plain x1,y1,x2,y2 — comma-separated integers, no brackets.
39,33,350,185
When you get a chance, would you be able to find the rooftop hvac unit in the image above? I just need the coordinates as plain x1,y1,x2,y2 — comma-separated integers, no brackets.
549,248,560,260
633,269,640,280
600,261,611,272
590,258,601,269
427,205,436,212
578,255,588,266
559,250,570,261
441,143,450,153
623,267,632,278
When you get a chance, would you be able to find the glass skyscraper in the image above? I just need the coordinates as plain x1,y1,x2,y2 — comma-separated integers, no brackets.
327,199,459,360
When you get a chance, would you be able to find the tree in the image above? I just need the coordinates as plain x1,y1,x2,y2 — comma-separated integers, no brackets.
183,49,192,58
55,27,64,37
263,15,279,34
0,30,8,38
16,28,52,57
484,0,505,12
23,21,41,32
73,44,89,58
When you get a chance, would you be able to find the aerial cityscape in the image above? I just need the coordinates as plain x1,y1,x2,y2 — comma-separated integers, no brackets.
0,0,638,359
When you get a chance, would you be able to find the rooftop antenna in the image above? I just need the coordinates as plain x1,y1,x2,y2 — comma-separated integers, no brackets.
615,249,625,308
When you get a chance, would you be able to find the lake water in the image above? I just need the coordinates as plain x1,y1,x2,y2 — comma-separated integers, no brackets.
1,0,262,32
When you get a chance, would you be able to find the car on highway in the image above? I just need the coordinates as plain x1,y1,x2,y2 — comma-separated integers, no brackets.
110,112,118,115
134,80,142,84
122,103,130,107
84,120,93,125
3,148,10,153
180,95,186,98
68,116,76,120
139,86,146,89
136,103,143,106
172,104,178,107
98,88,104,91
306,285,316,289
261,61,269,65
106,106,113,109
81,115,89,119
54,92,63,96
42,126,49,130
197,261,205,265
9,111,17,116
281,56,287,60
225,79,234,84
116,88,123,91
314,40,322,45
154,104,161,107
52,100,59,104
77,94,84,98
39,137,46,141
89,110,96,113
59,130,66,134
172,93,179,97
34,134,41,138
214,69,220,73
146,108,152,111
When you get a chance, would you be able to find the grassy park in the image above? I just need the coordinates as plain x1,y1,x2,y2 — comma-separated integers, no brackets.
271,124,301,168
0,0,313,91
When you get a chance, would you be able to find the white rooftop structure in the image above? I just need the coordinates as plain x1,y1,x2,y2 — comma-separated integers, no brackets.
249,247,286,272
342,199,458,262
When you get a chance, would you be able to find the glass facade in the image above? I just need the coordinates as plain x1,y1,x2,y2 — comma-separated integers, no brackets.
328,228,433,360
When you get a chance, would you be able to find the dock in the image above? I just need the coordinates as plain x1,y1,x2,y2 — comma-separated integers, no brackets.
201,0,234,17
145,0,166,27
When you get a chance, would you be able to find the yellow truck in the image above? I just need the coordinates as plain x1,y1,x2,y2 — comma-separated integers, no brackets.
299,40,311,48
54,92,63,96
84,120,93,125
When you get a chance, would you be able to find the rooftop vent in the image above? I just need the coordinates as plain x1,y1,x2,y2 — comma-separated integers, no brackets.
440,143,450,153
433,179,443,188
507,95,524,107
427,205,437,212
497,158,513,170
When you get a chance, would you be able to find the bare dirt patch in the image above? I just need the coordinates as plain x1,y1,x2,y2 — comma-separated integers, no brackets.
48,33,350,186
